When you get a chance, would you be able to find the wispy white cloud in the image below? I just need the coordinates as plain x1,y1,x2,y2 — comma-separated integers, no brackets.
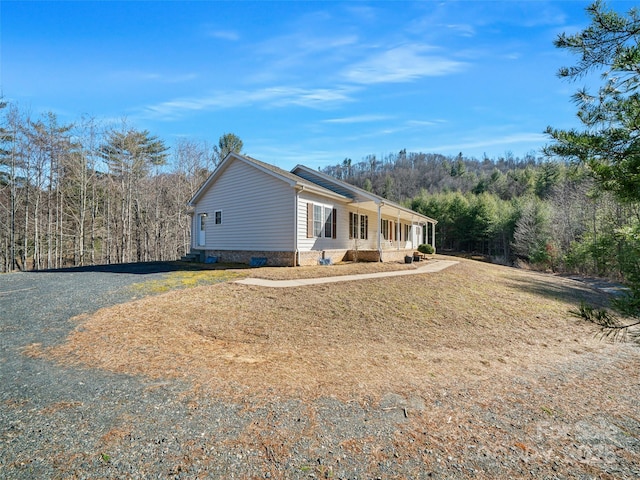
405,119,446,128
109,70,198,84
343,44,467,84
207,29,240,41
262,86,356,108
256,32,359,65
518,4,568,28
323,114,391,124
242,31,360,84
423,133,548,155
445,24,476,37
329,118,446,140
141,86,356,119
253,144,344,169
342,4,381,23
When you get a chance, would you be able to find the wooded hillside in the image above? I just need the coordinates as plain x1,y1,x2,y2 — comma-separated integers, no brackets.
320,150,639,281
0,106,218,271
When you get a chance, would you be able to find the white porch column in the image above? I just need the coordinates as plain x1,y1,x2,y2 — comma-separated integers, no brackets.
411,215,415,249
431,221,436,251
396,210,401,250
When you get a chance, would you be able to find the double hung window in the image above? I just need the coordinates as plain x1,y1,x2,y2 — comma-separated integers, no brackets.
307,203,337,239
360,215,368,240
324,208,333,238
313,205,323,237
381,219,389,240
349,212,368,240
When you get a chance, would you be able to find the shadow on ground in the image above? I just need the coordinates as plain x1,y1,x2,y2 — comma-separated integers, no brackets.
506,273,616,308
33,261,249,275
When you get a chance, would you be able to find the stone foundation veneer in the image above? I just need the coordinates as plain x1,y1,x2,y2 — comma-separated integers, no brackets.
202,248,420,267
346,249,419,263
204,250,296,267
380,249,419,263
298,249,351,266
344,249,380,262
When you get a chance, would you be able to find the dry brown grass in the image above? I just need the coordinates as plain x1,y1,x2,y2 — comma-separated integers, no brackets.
41,256,618,403
247,259,421,280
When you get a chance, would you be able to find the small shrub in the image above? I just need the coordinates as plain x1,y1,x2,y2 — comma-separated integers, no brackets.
417,244,435,255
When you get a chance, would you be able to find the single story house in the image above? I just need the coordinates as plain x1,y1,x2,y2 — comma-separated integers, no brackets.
187,153,437,266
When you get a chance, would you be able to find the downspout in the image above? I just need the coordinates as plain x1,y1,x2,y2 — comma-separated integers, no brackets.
294,185,304,266
377,202,383,262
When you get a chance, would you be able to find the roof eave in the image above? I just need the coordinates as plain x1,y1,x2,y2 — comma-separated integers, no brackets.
292,164,437,223
292,164,382,202
297,183,350,202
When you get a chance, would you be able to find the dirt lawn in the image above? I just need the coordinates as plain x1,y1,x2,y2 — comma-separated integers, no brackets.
24,257,640,478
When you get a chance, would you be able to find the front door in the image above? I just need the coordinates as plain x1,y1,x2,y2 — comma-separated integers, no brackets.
198,213,206,246
413,225,422,247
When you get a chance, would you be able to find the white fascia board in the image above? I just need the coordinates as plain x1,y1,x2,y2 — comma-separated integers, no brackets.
382,203,438,224
298,184,351,202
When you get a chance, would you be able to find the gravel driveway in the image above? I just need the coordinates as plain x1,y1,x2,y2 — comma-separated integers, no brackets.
0,264,204,478
1,263,639,479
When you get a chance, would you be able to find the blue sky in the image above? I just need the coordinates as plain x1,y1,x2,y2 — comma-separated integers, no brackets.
1,1,629,170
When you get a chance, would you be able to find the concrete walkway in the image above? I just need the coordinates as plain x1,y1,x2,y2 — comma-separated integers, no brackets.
235,259,459,288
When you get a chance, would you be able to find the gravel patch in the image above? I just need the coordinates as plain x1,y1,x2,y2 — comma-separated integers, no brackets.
1,262,639,479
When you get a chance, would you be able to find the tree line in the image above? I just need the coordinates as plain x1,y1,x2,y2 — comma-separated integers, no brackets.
0,104,243,272
321,151,638,281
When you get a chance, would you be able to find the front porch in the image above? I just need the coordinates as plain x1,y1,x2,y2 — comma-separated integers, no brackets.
347,198,437,257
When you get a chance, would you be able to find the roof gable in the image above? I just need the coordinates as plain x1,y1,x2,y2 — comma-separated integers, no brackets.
188,153,349,206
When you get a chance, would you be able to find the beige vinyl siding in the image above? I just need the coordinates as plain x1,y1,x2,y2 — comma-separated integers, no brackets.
193,159,295,251
297,192,379,251
297,192,346,251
